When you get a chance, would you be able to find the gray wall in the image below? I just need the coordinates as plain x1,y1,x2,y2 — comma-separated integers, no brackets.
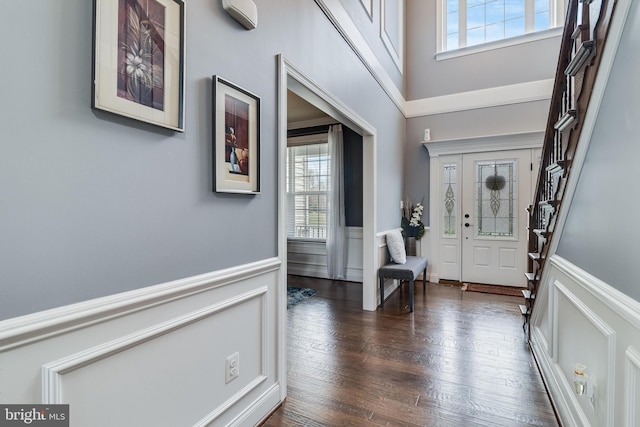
0,0,404,320
402,0,561,223
344,127,364,227
339,0,404,92
557,2,640,301
405,0,562,100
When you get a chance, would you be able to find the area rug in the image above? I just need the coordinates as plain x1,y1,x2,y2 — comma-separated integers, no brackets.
287,287,318,309
461,283,526,297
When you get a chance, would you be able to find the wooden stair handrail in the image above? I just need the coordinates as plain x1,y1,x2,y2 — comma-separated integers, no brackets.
524,0,619,338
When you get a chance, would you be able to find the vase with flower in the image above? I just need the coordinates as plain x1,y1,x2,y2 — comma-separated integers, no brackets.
401,199,425,256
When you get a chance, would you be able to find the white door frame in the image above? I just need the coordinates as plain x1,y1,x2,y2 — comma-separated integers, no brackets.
277,55,378,399
424,131,543,285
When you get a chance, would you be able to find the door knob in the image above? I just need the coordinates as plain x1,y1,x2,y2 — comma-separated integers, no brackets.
464,214,470,218
465,222,472,227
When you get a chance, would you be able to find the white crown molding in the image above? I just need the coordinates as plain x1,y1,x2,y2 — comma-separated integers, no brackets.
422,130,544,157
407,79,554,118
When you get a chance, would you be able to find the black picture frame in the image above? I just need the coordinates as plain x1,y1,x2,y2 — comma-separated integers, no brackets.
213,76,261,194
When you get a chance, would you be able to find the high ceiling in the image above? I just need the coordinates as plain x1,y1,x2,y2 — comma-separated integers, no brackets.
287,91,330,124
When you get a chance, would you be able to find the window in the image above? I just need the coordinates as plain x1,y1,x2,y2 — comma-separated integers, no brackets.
286,140,330,239
442,163,457,237
475,160,517,237
442,0,559,52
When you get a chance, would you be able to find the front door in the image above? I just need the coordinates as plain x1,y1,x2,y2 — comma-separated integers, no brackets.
460,150,534,287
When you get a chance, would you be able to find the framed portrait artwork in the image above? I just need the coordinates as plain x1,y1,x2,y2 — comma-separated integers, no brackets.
213,76,260,194
92,0,185,131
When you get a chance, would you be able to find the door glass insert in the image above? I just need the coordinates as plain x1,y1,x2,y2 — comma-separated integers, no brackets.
475,160,517,237
443,163,457,237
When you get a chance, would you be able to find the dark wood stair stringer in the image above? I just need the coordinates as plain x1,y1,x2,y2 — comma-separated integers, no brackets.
522,0,618,340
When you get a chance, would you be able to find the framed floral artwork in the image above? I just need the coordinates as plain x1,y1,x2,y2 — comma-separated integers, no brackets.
213,76,261,194
92,0,185,131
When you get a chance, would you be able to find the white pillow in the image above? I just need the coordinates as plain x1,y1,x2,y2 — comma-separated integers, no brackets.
386,230,406,264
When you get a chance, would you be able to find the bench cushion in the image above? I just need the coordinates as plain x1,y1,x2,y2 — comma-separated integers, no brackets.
379,256,428,281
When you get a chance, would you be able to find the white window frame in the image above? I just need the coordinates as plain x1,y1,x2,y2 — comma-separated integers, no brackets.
286,134,330,241
436,0,566,60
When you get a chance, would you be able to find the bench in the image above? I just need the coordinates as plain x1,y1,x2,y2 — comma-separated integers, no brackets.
378,256,428,312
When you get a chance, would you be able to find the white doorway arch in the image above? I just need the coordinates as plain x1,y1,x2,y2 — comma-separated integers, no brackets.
276,54,378,398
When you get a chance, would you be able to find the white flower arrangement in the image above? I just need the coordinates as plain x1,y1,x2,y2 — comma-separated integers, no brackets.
402,198,425,240
409,203,424,227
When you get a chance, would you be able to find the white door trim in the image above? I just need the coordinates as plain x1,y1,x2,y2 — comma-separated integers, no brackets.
426,132,543,284
277,54,378,399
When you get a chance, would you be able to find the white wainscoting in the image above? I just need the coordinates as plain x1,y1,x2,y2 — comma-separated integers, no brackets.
0,258,282,427
376,229,398,305
530,255,640,427
287,227,363,282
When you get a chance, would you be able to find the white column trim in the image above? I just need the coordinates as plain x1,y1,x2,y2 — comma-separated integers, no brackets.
625,346,640,427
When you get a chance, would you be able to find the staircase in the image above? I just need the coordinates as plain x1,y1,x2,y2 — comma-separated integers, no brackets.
521,0,618,339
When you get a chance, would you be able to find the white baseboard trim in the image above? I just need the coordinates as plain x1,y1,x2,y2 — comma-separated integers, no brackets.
427,273,439,283
230,383,282,427
287,263,363,282
530,326,580,427
195,375,268,426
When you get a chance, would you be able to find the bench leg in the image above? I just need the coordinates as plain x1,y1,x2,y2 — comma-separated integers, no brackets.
423,267,427,291
409,280,414,312
379,275,384,308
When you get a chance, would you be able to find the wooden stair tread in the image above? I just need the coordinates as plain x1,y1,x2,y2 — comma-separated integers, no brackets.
528,252,542,261
565,40,596,76
554,110,577,132
534,228,552,238
538,199,557,208
546,161,566,174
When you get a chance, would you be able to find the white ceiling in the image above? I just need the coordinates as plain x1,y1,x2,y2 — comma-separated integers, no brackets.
287,90,330,124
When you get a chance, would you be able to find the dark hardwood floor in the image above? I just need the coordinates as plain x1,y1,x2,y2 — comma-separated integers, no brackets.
262,276,559,426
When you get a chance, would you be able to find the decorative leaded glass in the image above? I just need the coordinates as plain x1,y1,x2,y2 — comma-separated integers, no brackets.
476,160,517,237
442,163,457,237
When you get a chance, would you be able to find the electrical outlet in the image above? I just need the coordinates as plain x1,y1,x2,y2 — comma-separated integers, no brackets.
423,128,431,141
225,352,239,384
